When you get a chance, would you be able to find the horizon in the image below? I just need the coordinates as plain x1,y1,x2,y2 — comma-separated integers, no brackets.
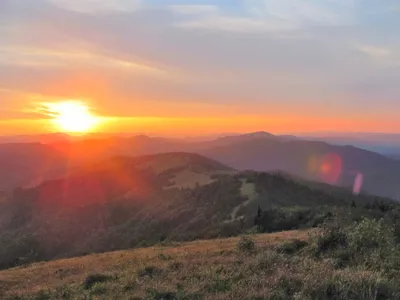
2,0,400,135
2,129,400,139
2,130,400,138
1,130,400,148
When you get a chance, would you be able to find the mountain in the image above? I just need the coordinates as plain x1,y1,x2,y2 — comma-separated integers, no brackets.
2,131,400,199
211,131,277,145
0,143,68,192
199,133,400,200
48,135,190,165
302,133,400,155
0,133,72,144
20,152,234,208
1,152,396,270
0,136,189,192
387,153,400,161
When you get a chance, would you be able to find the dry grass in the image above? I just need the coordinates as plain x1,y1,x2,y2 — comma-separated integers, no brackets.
0,231,306,297
1,229,398,299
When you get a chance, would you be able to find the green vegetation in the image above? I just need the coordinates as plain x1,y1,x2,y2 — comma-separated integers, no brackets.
0,170,398,271
236,236,255,252
1,217,399,299
83,273,116,290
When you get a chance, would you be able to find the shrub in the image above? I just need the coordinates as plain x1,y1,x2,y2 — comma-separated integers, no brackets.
252,251,282,271
207,279,232,293
349,219,395,251
277,239,308,254
312,221,348,255
90,283,108,295
138,266,163,278
168,261,183,271
299,270,398,300
237,235,255,253
34,290,51,300
310,217,400,274
158,253,172,261
83,273,114,290
146,289,178,300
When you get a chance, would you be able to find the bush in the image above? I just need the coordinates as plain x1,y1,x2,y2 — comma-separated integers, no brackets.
237,236,255,253
146,289,178,300
158,253,172,261
313,221,348,255
34,290,51,300
349,219,395,251
311,218,400,274
138,266,163,278
90,283,109,295
83,273,114,290
207,279,232,293
277,239,308,254
298,270,398,300
168,261,183,271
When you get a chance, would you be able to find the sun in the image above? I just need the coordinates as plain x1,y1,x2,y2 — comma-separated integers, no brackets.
47,101,99,133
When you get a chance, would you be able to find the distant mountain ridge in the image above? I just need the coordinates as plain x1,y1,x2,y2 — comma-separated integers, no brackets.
1,131,400,199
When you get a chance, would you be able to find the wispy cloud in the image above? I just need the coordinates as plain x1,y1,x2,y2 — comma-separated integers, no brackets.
0,46,169,76
247,0,356,26
170,0,356,34
356,44,400,66
174,16,296,33
169,5,218,15
358,45,392,58
46,0,142,14
170,3,295,33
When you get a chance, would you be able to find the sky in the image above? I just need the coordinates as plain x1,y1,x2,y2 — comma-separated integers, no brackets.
1,0,400,136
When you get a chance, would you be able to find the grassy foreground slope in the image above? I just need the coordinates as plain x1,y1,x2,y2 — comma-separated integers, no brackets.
1,221,399,300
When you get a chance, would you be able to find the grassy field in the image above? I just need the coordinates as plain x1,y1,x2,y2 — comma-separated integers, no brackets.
0,231,307,299
1,224,399,300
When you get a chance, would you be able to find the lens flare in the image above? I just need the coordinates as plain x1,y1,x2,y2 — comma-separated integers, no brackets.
308,153,343,184
353,172,364,195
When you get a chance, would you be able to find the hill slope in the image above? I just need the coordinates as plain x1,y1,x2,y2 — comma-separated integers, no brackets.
0,143,67,192
1,225,399,300
1,152,397,270
199,133,400,199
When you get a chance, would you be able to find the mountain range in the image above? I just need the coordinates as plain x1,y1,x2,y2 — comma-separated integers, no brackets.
1,132,400,200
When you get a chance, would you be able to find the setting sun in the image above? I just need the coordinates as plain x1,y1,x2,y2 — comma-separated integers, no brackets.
47,101,99,133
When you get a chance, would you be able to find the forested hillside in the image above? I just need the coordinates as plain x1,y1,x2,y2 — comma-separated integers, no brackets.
1,153,398,270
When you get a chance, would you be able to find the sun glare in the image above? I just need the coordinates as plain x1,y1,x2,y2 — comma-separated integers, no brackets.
47,101,99,133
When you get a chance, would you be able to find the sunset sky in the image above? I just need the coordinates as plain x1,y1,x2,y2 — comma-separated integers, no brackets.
1,0,400,136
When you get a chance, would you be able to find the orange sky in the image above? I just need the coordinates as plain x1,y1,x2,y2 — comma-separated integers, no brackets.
2,111,399,137
2,0,400,136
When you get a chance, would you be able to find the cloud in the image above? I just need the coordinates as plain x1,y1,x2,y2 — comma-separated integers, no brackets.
247,0,356,26
174,16,296,33
358,45,392,58
169,5,218,15
1,0,400,127
171,0,357,34
46,0,142,14
0,46,169,76
356,44,400,66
